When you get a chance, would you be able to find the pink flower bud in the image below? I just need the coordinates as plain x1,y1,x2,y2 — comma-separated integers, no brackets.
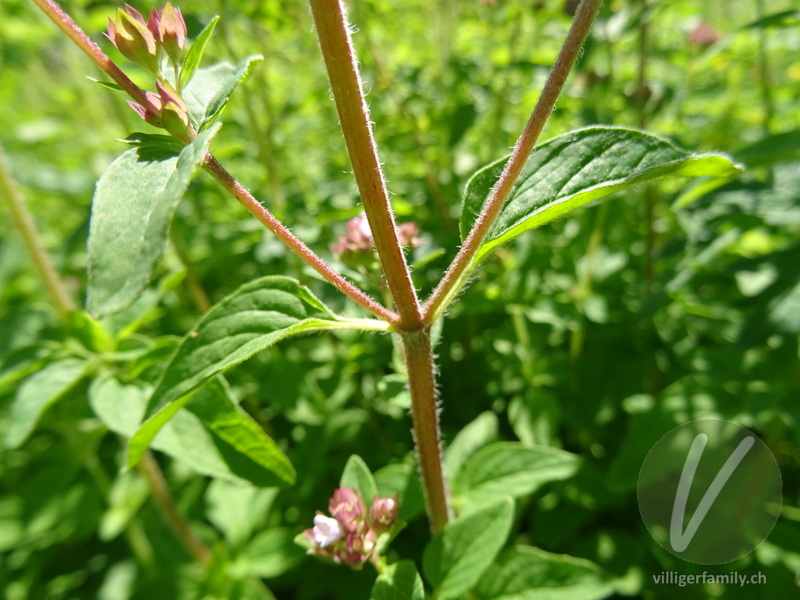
369,495,399,531
148,3,188,64
105,7,160,74
329,487,365,532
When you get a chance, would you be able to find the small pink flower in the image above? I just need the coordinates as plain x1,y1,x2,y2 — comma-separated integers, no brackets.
310,514,343,548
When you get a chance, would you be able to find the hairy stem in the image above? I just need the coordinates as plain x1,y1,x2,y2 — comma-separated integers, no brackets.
0,144,75,320
423,0,603,323
31,0,147,105
203,155,399,326
402,330,450,532
138,452,211,565
309,0,422,330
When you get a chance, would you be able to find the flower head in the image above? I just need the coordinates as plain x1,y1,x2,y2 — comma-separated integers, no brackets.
303,487,400,568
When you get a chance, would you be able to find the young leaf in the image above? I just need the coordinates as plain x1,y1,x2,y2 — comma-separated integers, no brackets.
457,442,580,506
179,15,220,89
423,497,514,599
5,358,89,449
183,56,263,130
460,126,743,262
340,455,378,508
475,546,616,600
370,560,425,600
90,375,295,487
87,124,220,317
128,276,348,468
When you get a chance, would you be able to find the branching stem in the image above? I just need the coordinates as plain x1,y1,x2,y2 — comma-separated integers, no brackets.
308,0,423,331
423,0,603,323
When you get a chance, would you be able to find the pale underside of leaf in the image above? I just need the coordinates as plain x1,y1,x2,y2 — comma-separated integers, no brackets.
87,125,219,317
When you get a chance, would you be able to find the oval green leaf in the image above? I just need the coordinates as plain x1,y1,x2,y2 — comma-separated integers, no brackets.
91,375,294,486
423,497,514,599
87,124,220,317
461,126,743,262
127,276,357,468
457,442,580,507
475,546,615,600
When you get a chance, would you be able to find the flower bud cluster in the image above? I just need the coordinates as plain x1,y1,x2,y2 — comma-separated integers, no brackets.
105,3,187,73
303,487,399,567
331,214,420,259
105,4,191,140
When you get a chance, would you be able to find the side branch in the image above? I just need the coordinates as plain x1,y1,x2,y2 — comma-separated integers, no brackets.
309,0,423,330
31,0,147,105
203,156,399,326
423,0,603,323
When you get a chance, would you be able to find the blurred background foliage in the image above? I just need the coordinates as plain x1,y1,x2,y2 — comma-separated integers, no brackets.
1,0,800,598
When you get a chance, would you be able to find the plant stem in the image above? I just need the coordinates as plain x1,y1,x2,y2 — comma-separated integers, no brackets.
423,0,602,323
401,329,450,532
0,144,75,320
137,451,211,565
308,0,422,330
202,155,399,326
30,0,397,326
30,0,147,106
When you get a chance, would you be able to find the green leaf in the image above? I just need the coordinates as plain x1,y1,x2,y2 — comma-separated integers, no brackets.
183,55,263,130
179,15,220,90
371,560,425,600
423,497,514,599
460,126,743,262
340,455,378,508
742,9,800,30
129,276,346,468
475,546,615,600
5,358,88,449
233,528,306,579
90,375,294,487
457,442,580,506
443,411,499,479
206,480,278,549
184,381,296,485
86,124,220,317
